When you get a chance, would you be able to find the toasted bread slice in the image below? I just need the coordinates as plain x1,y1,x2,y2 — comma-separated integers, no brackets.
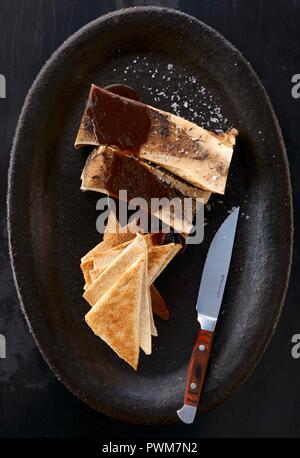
86,238,153,352
76,85,238,194
82,241,132,288
84,234,152,355
148,288,157,337
92,241,132,270
81,213,167,290
87,240,180,291
85,255,145,370
138,243,152,353
81,213,175,326
104,209,121,236
83,234,146,307
80,259,94,288
81,241,106,263
148,243,181,283
81,212,142,264
89,267,105,284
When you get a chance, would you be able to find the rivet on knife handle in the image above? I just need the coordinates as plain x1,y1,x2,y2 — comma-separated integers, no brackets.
177,329,214,424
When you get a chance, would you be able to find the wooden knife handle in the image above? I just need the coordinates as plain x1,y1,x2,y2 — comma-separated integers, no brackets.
183,329,214,409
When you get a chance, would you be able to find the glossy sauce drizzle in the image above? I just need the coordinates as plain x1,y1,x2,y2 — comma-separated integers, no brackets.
86,84,150,153
104,83,141,102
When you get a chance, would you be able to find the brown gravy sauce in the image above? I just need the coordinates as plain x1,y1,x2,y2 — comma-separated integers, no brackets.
86,84,150,153
104,83,141,102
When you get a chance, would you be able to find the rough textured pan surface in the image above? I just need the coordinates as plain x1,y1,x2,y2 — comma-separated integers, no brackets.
7,7,293,424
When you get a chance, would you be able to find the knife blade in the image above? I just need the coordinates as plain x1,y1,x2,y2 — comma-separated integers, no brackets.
177,207,239,424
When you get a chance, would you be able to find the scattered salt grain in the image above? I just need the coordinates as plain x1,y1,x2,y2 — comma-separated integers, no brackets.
171,102,180,111
112,58,230,129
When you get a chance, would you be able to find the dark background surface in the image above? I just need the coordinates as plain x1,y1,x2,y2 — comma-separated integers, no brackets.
0,0,299,438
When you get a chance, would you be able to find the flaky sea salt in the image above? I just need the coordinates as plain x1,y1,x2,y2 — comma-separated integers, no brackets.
113,56,230,130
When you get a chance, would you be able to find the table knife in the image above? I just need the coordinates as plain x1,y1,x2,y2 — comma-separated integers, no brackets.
177,207,240,424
